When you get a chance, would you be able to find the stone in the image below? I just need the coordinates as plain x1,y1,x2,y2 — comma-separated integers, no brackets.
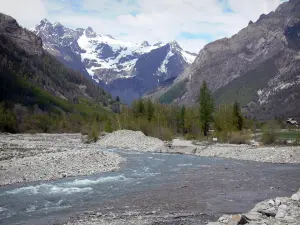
275,198,281,206
291,194,299,201
218,216,229,223
275,205,287,219
268,199,275,206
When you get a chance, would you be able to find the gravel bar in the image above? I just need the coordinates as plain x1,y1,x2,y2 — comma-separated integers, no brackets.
0,133,124,186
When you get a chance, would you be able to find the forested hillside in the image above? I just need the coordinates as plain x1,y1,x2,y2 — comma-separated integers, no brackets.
0,13,118,133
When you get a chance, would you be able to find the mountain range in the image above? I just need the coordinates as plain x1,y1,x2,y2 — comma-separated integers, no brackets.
32,20,196,104
2,0,300,121
152,0,300,120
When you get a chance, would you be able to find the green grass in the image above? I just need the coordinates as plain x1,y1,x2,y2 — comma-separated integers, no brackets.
277,131,300,140
159,80,187,104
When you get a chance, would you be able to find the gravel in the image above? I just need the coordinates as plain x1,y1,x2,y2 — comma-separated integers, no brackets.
97,131,300,164
97,130,168,153
170,139,300,164
0,134,124,186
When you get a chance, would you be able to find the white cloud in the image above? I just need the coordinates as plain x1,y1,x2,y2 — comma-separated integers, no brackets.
0,0,287,52
0,0,47,27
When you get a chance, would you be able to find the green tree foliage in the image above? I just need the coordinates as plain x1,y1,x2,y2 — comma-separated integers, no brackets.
199,81,214,136
132,99,145,118
104,119,113,133
233,101,244,131
88,120,100,143
146,99,155,122
262,120,280,145
179,105,186,134
0,103,17,133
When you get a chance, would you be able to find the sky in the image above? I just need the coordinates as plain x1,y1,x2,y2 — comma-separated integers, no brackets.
0,0,287,53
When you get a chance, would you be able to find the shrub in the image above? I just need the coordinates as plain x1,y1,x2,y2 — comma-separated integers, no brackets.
157,127,173,141
229,132,250,144
104,119,113,133
261,121,280,145
87,121,100,143
185,133,196,140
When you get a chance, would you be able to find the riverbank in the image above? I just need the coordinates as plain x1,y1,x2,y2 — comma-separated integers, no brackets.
0,134,124,186
97,130,300,164
171,139,300,164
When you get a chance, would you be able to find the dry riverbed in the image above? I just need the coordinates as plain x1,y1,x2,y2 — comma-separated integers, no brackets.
0,134,124,186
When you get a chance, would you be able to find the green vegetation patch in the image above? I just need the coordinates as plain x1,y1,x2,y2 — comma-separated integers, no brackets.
277,131,300,140
159,80,187,104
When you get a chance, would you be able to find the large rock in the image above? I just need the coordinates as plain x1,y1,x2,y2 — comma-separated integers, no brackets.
208,188,300,225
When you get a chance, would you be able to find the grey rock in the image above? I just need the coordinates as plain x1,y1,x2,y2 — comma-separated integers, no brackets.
275,204,287,219
0,13,43,56
291,194,299,201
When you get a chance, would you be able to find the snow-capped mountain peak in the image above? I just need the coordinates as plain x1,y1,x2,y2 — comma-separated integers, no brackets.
33,19,196,103
141,41,150,47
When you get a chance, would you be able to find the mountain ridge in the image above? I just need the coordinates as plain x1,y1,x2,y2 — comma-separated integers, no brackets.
32,20,196,104
153,0,300,120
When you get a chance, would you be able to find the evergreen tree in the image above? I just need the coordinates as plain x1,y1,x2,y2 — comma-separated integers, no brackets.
116,96,120,102
137,99,145,116
146,99,155,121
180,105,186,134
233,101,243,131
199,81,214,136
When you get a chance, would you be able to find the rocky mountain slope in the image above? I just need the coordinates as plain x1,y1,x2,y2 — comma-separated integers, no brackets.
0,13,115,117
32,20,196,104
156,0,300,120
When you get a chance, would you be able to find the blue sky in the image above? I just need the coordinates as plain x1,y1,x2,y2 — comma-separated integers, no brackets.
0,0,287,52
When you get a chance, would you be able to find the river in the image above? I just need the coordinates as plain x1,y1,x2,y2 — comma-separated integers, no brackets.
1,149,300,225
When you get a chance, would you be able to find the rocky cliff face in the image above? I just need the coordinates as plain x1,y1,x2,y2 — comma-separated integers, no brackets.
0,13,43,56
0,13,115,110
158,0,300,120
33,21,196,104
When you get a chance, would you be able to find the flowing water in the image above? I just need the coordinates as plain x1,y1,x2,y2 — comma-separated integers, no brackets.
1,149,300,225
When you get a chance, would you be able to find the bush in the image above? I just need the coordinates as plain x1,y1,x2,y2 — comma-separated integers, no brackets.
87,121,100,143
229,132,250,144
185,133,196,140
104,119,113,133
157,127,173,141
261,121,280,145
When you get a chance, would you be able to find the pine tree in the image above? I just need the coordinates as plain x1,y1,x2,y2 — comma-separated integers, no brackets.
146,99,155,121
180,105,186,134
199,81,214,136
233,101,243,131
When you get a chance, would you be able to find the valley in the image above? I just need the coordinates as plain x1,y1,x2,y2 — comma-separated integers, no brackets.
1,0,300,225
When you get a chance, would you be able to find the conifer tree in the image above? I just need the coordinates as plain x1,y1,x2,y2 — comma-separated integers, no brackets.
199,81,214,136
233,101,243,131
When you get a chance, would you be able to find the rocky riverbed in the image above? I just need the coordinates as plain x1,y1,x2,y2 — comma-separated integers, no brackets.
208,188,300,225
97,130,300,164
171,139,300,164
0,134,123,186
